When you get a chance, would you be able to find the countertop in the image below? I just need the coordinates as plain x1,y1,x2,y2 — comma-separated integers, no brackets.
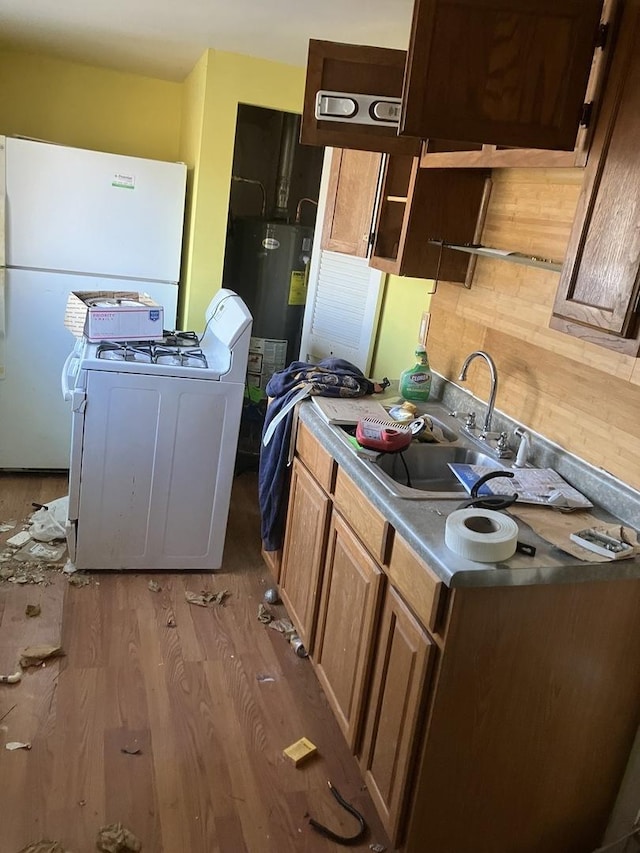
298,401,640,589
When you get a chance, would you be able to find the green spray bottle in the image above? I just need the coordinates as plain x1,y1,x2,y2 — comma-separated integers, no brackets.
399,345,432,403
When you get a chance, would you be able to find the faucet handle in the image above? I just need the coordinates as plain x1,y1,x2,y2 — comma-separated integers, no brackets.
450,410,477,429
496,431,513,459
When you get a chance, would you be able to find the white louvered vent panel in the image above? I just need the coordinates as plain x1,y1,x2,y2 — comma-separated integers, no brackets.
311,252,371,345
299,150,384,374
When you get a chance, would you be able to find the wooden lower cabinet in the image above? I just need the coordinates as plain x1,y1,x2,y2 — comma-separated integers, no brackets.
358,585,435,847
278,458,331,652
312,511,384,749
402,582,640,853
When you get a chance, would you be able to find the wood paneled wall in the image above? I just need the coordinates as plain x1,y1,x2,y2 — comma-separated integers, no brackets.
429,168,640,492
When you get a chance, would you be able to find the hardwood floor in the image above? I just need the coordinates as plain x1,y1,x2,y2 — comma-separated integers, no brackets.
0,471,391,853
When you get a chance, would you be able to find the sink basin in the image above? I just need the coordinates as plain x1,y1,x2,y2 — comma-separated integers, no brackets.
365,444,504,499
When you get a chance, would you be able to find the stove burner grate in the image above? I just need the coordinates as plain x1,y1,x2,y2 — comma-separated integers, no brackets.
97,341,208,368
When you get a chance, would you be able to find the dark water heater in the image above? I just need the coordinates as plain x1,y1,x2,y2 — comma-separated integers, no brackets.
225,217,314,365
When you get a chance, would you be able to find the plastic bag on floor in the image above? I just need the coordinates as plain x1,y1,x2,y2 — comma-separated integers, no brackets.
30,496,68,542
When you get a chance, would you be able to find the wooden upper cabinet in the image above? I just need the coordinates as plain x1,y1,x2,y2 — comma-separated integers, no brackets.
322,148,382,257
370,156,491,282
301,40,421,156
550,0,640,355
401,0,605,150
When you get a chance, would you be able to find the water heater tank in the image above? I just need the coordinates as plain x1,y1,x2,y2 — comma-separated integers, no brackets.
224,217,314,366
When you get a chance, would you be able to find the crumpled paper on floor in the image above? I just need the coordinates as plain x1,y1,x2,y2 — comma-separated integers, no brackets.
267,617,297,642
96,823,142,852
19,644,64,668
257,603,272,624
185,589,229,607
17,842,73,853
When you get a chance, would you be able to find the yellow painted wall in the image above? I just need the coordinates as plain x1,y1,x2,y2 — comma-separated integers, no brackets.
181,50,306,328
371,275,434,380
0,48,182,160
178,52,209,325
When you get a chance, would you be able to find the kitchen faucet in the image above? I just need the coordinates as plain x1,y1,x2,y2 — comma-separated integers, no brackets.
457,350,498,437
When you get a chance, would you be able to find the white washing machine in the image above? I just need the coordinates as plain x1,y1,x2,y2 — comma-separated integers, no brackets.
61,289,252,570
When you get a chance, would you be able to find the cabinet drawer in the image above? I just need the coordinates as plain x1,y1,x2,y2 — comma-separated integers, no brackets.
296,421,336,492
388,534,446,636
334,468,390,564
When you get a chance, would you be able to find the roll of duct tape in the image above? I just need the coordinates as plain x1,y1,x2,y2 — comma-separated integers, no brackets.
445,508,519,563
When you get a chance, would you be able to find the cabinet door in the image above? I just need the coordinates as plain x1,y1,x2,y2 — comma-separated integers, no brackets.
551,0,640,354
321,148,382,258
360,586,435,847
301,40,421,156
370,156,491,281
313,512,384,750
279,459,331,652
401,0,604,150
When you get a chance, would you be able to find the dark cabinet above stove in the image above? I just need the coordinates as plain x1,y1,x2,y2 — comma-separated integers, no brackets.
401,0,605,151
300,0,612,163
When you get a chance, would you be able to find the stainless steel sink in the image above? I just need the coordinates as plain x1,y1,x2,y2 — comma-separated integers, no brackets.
328,403,509,500
365,444,502,499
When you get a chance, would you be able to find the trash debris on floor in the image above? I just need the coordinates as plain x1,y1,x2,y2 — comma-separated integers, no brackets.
17,842,73,853
120,744,142,755
263,586,280,604
6,530,31,548
67,574,91,588
29,497,68,542
0,499,69,587
25,604,41,618
166,616,176,628
268,617,297,638
257,605,308,657
185,589,229,607
95,823,142,853
2,564,47,585
14,541,67,563
308,782,367,845
283,736,317,767
5,740,31,750
268,617,308,657
369,843,387,852
256,674,276,683
0,520,17,533
0,671,22,684
147,580,161,593
19,644,64,668
257,603,272,623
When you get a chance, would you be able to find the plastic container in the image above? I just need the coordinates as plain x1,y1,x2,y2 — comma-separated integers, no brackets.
399,346,432,403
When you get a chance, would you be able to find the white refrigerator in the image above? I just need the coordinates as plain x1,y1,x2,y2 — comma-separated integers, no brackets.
0,135,187,469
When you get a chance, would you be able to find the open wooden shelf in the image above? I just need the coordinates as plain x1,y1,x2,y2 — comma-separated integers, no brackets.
431,242,563,273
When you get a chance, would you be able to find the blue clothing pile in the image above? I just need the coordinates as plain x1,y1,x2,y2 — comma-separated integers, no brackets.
259,358,375,552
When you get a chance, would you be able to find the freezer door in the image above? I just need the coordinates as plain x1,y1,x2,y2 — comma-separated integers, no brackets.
5,137,186,282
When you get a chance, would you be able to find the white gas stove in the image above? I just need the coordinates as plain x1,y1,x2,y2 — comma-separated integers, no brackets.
62,289,252,571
